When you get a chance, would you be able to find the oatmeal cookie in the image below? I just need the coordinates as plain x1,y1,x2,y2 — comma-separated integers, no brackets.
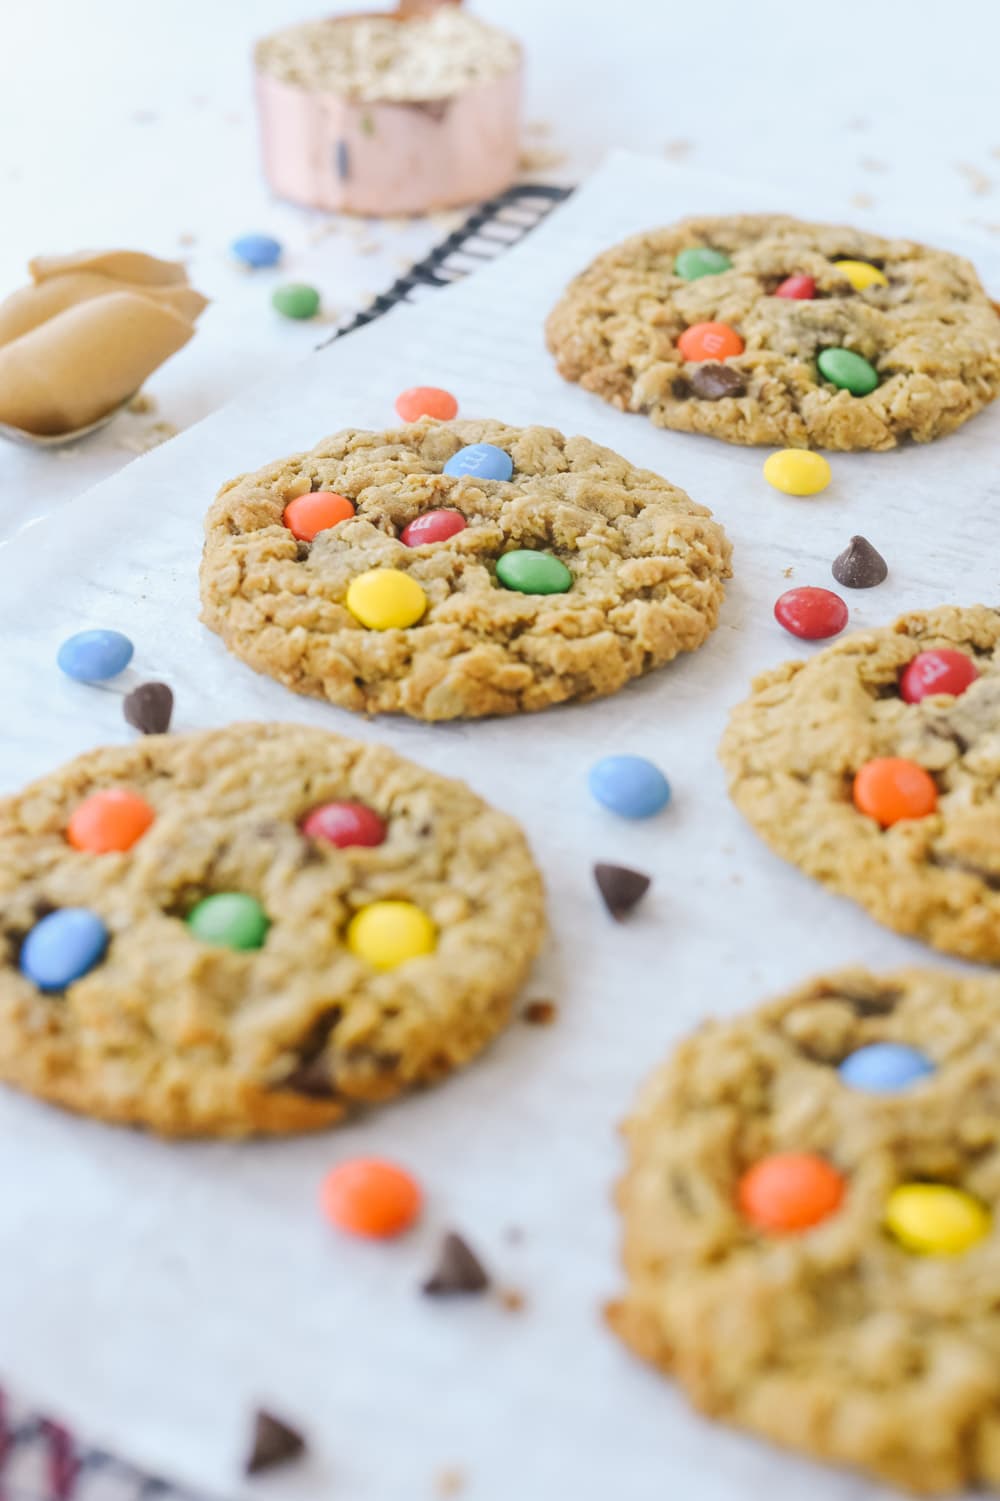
199,420,731,720
720,605,1000,962
0,723,544,1136
611,966,1000,1493
546,214,1000,450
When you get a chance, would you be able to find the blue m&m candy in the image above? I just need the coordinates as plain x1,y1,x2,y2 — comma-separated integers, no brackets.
588,755,671,819
839,1042,935,1093
57,629,134,683
20,909,109,991
231,233,282,269
443,444,514,483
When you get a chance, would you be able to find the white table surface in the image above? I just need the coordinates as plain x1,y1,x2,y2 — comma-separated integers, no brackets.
1,0,999,520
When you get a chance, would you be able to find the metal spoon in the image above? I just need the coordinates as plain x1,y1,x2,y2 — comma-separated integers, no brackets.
0,393,136,450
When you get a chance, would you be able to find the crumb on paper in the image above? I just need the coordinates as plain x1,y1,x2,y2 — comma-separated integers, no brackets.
663,139,693,161
850,192,875,210
435,1468,467,1497
522,999,558,1027
429,209,464,233
956,162,992,196
117,420,179,455
499,1287,526,1313
968,219,1000,236
307,219,343,245
127,393,157,416
783,566,794,578
858,156,887,173
177,232,197,247
518,145,568,173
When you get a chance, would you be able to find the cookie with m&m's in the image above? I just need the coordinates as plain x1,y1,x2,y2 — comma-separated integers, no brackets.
611,966,1000,1493
0,723,544,1136
199,421,731,720
720,605,1000,962
546,213,1000,450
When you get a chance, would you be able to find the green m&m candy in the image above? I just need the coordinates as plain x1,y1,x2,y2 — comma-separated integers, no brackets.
272,283,321,320
818,347,879,396
187,893,269,950
674,247,732,281
496,550,573,595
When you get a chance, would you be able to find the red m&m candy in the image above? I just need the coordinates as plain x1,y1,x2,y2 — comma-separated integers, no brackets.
775,275,816,300
678,322,744,362
900,649,979,704
67,789,155,853
394,387,458,423
284,491,355,542
301,801,387,848
400,509,468,547
739,1153,845,1233
774,586,848,640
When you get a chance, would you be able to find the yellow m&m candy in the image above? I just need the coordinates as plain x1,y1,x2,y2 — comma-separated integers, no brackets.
763,449,832,496
346,568,427,630
347,901,436,970
884,1183,990,1255
834,259,888,292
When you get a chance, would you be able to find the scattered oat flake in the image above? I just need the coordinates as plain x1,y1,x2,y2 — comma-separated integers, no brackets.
127,393,157,415
956,162,992,196
663,139,693,161
518,145,568,172
499,1287,526,1313
522,999,558,1026
850,192,875,210
970,219,1000,236
117,420,178,455
435,1468,467,1497
783,566,794,578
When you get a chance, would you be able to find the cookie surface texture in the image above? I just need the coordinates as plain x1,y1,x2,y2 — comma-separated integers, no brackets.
720,605,1000,963
199,420,731,720
546,214,1000,450
0,723,545,1136
611,966,1000,1494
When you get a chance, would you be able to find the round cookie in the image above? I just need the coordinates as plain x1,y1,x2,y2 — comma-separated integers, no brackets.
720,605,1000,963
611,966,1000,1494
546,213,1000,451
199,420,731,720
0,723,544,1137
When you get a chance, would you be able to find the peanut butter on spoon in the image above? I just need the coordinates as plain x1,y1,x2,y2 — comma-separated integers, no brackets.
0,250,207,438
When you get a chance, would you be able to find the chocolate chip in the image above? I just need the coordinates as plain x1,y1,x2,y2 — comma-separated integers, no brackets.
593,863,651,921
422,1232,490,1297
123,681,173,735
522,999,558,1026
831,535,888,589
245,1410,306,1475
819,983,902,1017
281,1009,342,1096
688,364,746,400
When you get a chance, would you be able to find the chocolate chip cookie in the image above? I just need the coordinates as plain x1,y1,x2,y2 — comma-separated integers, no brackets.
720,605,1000,962
0,723,544,1136
199,420,731,720
611,966,1000,1494
546,214,1000,450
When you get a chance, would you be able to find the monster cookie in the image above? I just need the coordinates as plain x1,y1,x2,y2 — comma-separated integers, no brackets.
199,421,731,720
720,605,1000,963
0,723,544,1136
611,966,1000,1493
546,213,1000,450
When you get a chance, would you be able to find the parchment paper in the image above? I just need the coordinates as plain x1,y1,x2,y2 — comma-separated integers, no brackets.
1,153,999,1501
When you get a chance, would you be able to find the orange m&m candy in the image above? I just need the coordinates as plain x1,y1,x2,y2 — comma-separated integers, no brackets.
738,1153,845,1233
853,758,937,827
320,1158,423,1239
395,386,458,423
678,322,744,362
67,788,155,853
283,491,355,542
